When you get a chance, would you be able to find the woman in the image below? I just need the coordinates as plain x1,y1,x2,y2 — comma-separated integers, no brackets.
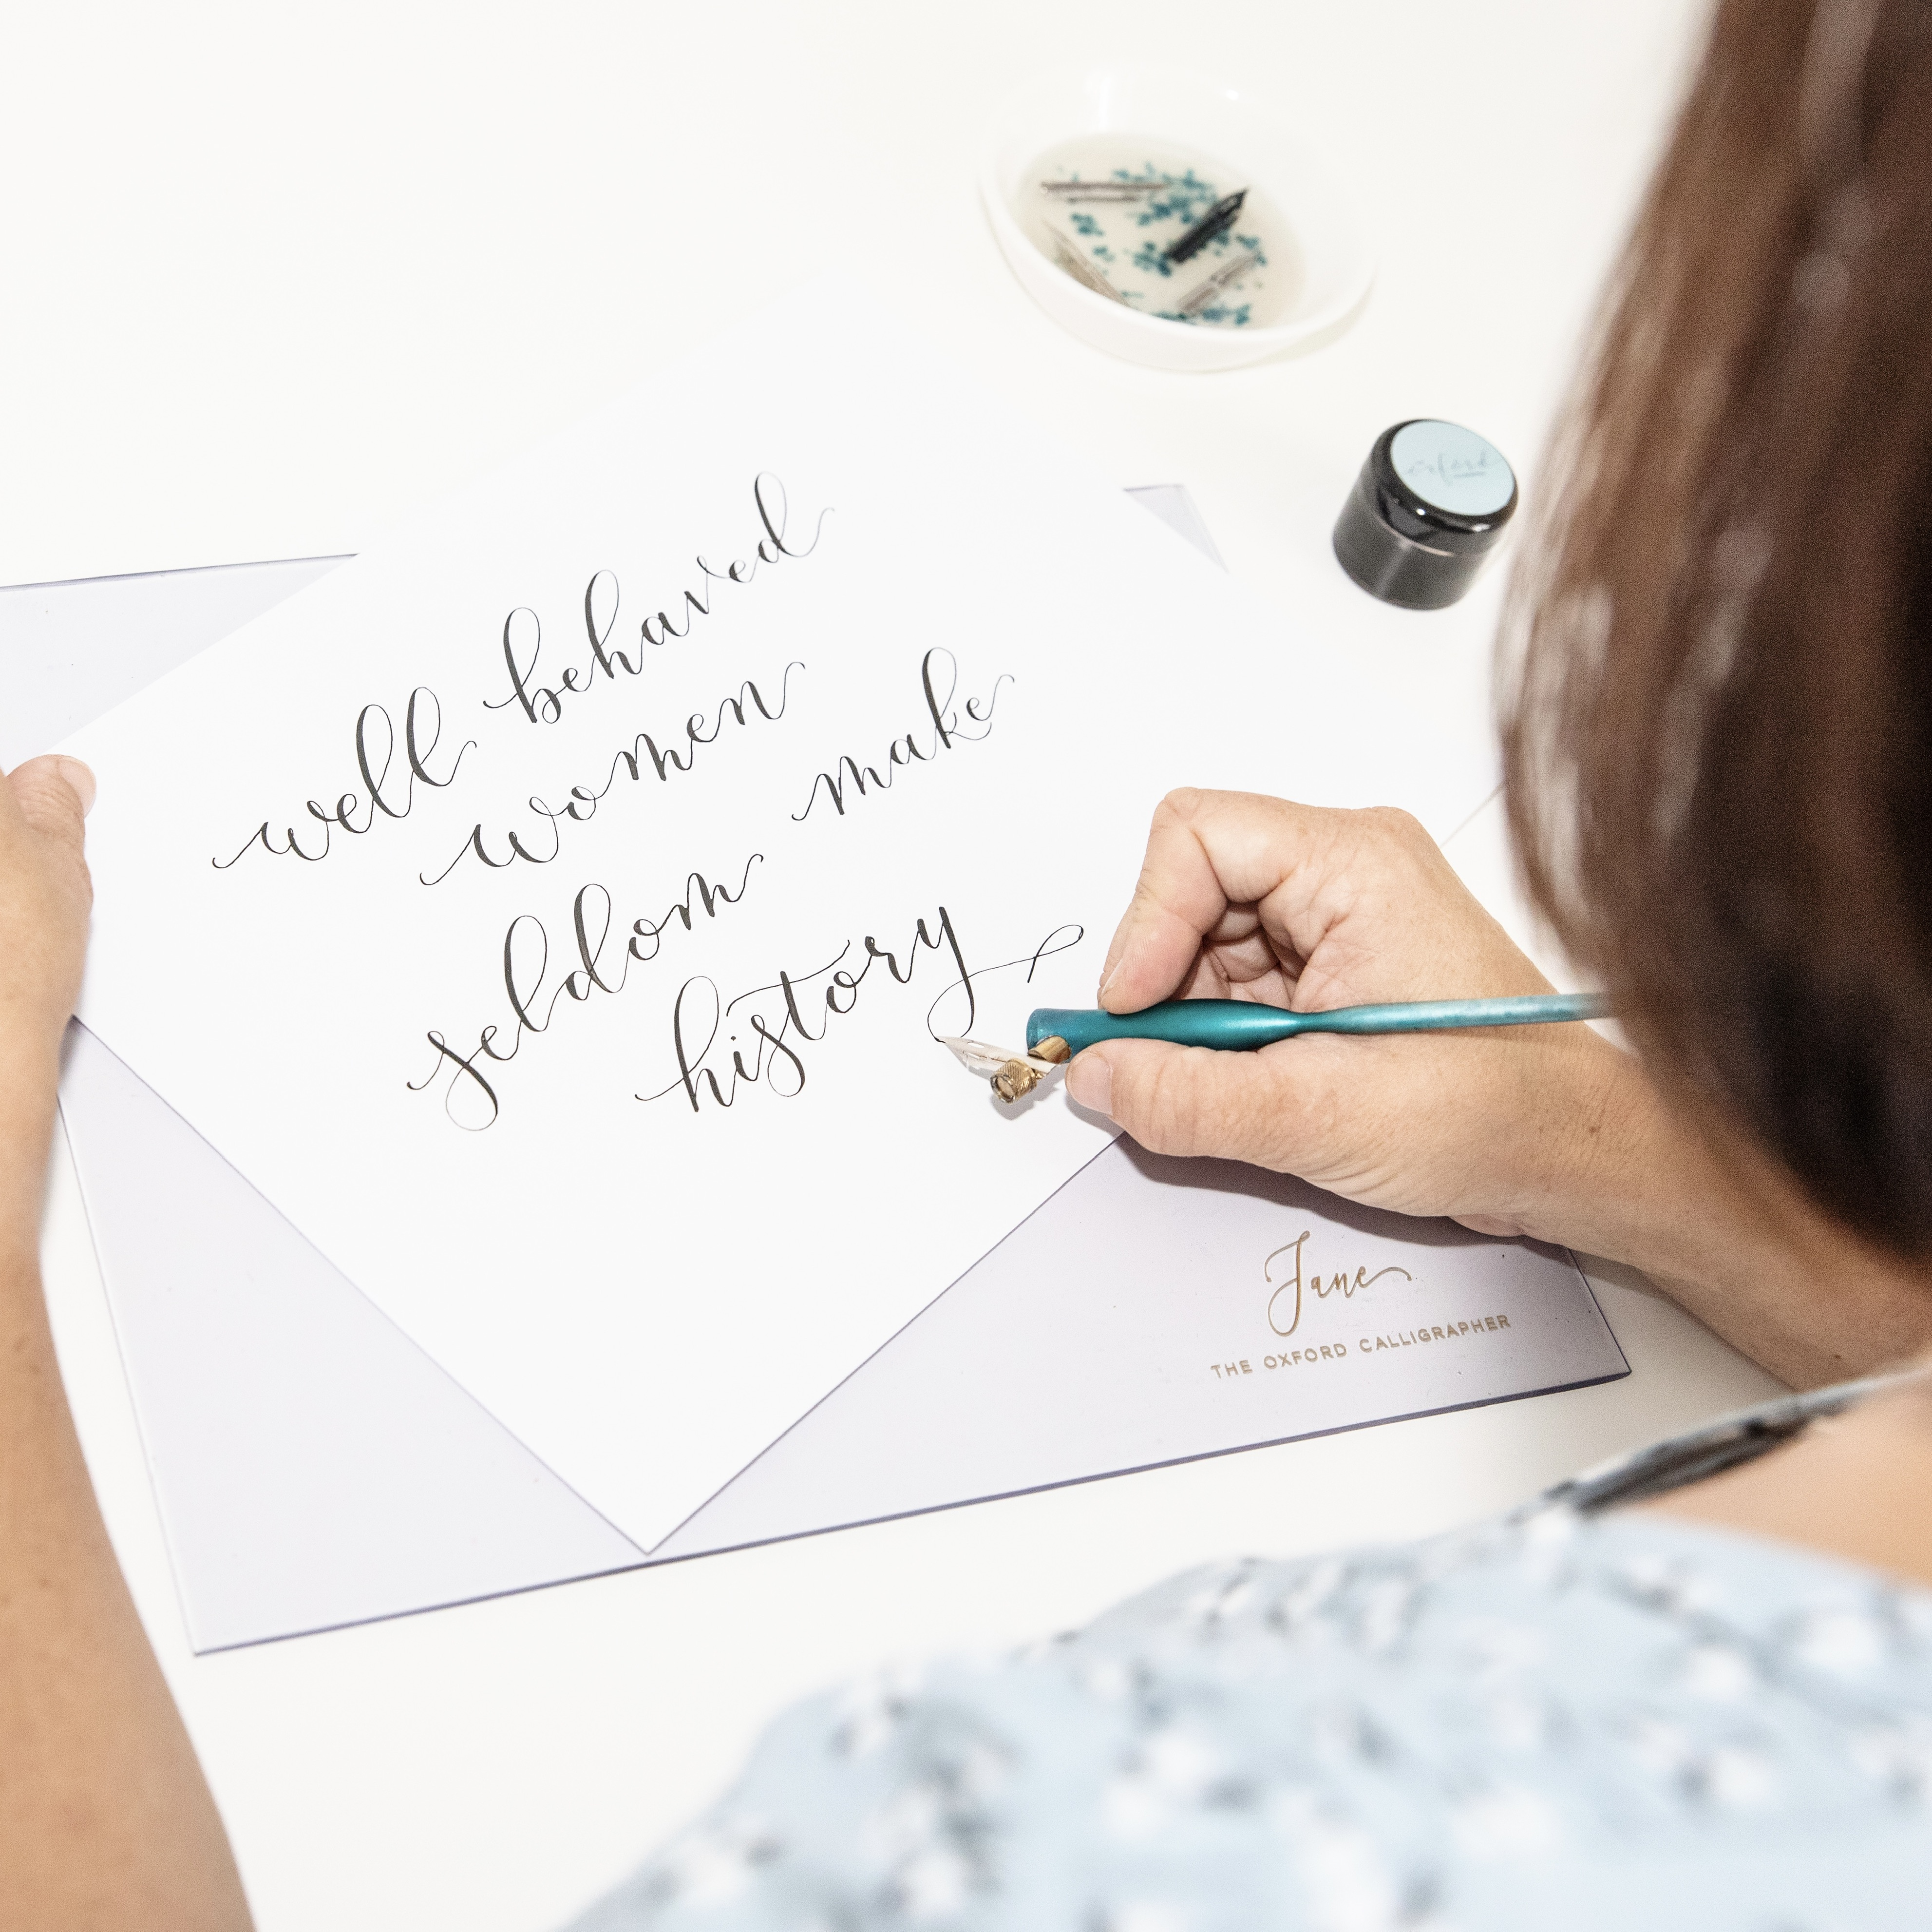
7,0,1932,1922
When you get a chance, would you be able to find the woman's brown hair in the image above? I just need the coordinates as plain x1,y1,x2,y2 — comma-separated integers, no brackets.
1502,0,1932,1254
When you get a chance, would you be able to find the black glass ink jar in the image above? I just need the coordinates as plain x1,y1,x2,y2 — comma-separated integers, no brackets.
1332,419,1517,610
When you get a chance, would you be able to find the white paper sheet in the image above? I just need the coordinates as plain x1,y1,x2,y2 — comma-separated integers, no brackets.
63,291,1500,1550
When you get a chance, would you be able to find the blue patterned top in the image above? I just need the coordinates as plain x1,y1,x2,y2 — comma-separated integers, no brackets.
567,1387,1932,1931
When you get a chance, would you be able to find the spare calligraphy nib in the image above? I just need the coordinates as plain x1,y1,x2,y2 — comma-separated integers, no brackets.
1045,227,1127,305
1163,187,1248,265
940,1032,1072,1104
1038,177,1163,203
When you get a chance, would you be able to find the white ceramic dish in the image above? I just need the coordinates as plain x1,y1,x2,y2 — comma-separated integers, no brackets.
980,67,1375,372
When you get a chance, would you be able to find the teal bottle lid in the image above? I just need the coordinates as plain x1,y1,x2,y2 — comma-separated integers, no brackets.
1333,419,1517,610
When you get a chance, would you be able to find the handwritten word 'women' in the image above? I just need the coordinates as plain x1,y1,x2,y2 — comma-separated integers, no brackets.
213,689,473,869
408,852,762,1129
484,474,830,727
791,650,1010,822
422,665,802,887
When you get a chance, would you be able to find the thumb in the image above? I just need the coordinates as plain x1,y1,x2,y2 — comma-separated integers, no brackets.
5,755,96,847
1064,1036,1307,1167
3,757,97,911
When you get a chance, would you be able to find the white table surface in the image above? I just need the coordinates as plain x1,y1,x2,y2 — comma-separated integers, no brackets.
7,6,1763,1929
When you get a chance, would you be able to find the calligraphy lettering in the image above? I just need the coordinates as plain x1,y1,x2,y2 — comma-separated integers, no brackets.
423,664,802,886
483,473,831,726
408,852,762,1128
214,688,474,869
792,650,1011,822
1265,1231,1415,1339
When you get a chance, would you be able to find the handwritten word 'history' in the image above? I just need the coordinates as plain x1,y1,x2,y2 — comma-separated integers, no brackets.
642,913,1085,1114
643,909,973,1112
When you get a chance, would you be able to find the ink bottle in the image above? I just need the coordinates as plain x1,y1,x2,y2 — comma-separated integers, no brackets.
1332,419,1516,610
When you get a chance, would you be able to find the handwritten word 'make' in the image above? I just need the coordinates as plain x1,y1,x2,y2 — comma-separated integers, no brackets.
213,688,473,869
484,474,830,728
791,650,1010,823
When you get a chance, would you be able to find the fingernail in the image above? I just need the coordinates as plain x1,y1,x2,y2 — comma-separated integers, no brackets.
57,757,97,817
1064,1051,1113,1118
1098,958,1123,1003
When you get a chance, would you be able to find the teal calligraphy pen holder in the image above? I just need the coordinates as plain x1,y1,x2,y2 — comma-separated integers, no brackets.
942,993,1610,1105
1025,993,1609,1057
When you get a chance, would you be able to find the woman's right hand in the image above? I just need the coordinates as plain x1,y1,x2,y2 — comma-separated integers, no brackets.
1062,789,1651,1249
1062,788,1932,1387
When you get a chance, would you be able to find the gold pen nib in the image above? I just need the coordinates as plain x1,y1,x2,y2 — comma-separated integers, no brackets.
939,1034,1071,1104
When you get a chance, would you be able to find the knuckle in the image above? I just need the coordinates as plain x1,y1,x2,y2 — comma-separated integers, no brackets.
1155,786,1206,827
15,776,81,838
1364,804,1427,850
1136,1057,1198,1155
1103,1049,1159,1142
1119,1048,1214,1158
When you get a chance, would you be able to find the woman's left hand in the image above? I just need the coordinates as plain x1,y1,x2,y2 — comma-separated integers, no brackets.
0,755,95,1261
0,756,256,1927
0,755,95,1075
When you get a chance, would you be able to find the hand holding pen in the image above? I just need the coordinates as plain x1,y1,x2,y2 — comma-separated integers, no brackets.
982,790,1683,1257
